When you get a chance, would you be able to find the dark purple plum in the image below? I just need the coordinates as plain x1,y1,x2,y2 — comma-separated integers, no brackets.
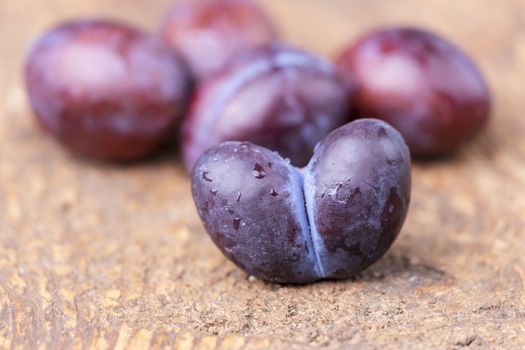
191,118,411,283
336,27,490,157
182,45,350,172
159,0,278,81
25,19,190,161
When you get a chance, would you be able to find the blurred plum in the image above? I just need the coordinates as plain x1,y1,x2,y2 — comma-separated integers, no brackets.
159,0,278,81
25,19,190,161
182,45,350,172
336,27,491,157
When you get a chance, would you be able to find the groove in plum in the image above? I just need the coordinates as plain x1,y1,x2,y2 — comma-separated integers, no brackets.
301,164,326,278
286,162,325,278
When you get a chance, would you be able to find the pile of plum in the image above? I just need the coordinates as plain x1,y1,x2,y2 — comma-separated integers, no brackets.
25,0,490,283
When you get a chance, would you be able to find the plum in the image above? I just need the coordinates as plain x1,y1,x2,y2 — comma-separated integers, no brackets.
25,19,190,161
191,118,411,283
159,0,278,81
182,45,350,172
336,27,490,157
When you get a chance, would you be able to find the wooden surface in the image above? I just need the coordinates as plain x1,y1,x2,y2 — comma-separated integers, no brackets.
1,0,525,349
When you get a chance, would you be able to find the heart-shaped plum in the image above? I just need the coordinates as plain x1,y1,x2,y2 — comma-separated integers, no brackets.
191,119,411,283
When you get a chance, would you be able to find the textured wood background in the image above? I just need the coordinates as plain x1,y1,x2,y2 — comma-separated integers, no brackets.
1,0,525,349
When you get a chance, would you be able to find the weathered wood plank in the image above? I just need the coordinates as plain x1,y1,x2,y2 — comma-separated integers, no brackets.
0,0,524,348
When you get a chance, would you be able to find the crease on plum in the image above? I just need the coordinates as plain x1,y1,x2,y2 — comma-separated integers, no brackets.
284,159,325,278
301,157,327,278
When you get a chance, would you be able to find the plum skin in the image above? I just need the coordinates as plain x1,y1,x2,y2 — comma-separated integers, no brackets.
336,27,491,157
191,119,411,283
159,0,278,81
182,45,350,173
25,19,190,161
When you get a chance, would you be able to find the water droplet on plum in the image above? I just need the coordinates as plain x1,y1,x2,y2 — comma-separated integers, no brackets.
253,163,266,179
202,171,213,182
233,217,241,230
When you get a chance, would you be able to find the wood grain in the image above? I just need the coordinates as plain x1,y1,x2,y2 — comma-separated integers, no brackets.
1,0,525,349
